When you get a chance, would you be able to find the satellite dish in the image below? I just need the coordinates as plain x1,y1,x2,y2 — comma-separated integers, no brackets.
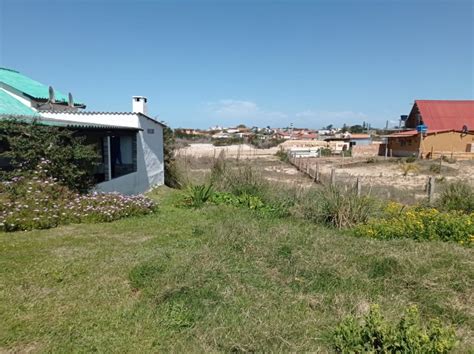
48,86,55,103
68,92,74,107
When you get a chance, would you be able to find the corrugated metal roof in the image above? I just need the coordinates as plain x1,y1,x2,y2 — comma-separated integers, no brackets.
0,67,83,105
411,100,474,131
41,111,167,127
386,129,474,138
0,89,38,116
0,115,140,131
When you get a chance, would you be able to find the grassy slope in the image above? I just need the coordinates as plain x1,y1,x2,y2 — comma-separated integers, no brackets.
0,187,473,352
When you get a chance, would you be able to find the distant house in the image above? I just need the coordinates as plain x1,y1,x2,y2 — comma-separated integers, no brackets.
386,100,474,158
324,133,371,150
349,133,372,146
0,67,165,194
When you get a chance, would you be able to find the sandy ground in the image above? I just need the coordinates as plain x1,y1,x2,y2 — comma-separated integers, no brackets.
176,144,474,199
176,143,279,159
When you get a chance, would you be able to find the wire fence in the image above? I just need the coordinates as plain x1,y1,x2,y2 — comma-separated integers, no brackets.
288,155,438,204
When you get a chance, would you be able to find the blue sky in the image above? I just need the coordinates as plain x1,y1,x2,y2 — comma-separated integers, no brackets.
1,0,472,128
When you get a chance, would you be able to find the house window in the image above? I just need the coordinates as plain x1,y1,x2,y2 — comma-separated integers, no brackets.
110,133,137,179
147,128,154,134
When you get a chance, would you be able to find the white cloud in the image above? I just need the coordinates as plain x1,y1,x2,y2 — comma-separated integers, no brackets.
205,99,287,127
204,99,369,128
294,110,368,128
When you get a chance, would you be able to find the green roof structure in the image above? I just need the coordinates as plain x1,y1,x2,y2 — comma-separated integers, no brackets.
0,89,38,116
0,67,83,105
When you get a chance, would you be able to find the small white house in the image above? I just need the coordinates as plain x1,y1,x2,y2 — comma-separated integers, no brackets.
0,67,165,195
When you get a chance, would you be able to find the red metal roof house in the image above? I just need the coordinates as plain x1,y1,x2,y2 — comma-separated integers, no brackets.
386,100,474,159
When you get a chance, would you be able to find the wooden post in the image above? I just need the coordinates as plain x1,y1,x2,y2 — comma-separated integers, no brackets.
356,177,361,196
427,176,435,204
306,162,310,175
330,168,336,186
315,163,320,183
385,145,388,160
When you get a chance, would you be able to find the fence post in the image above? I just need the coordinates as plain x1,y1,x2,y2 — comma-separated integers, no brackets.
314,163,320,183
427,176,435,204
385,145,388,160
356,177,361,196
330,168,336,186
306,162,310,175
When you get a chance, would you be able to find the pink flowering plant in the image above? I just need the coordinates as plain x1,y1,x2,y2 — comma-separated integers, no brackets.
0,159,157,232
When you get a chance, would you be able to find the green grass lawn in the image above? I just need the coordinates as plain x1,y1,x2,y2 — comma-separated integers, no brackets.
1,187,473,352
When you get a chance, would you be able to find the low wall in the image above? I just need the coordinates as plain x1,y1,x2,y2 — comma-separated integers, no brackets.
427,151,474,160
352,144,381,158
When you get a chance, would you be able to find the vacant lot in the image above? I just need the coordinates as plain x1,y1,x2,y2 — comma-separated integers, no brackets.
1,188,473,352
176,143,312,186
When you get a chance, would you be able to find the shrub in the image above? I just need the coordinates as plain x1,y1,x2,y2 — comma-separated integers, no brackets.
210,191,285,217
366,157,376,164
0,118,99,192
320,148,332,157
399,162,420,176
333,305,456,353
293,186,376,229
354,202,474,245
437,181,474,213
441,155,457,164
249,137,284,149
181,184,214,208
163,126,182,189
212,137,243,146
405,156,417,163
0,160,157,232
275,149,289,162
211,160,266,198
429,163,442,174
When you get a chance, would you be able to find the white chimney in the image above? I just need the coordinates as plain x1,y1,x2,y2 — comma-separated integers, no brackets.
132,96,148,115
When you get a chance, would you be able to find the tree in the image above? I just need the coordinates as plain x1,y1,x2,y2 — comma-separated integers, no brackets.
349,125,364,134
0,118,99,192
162,126,181,188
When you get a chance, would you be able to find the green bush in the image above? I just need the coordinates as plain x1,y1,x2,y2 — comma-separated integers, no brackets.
405,156,417,163
163,126,182,189
275,149,289,162
210,191,285,217
333,305,456,353
211,137,243,146
354,202,474,245
181,184,214,208
437,181,474,213
0,119,99,192
293,186,376,229
429,163,442,174
320,148,332,157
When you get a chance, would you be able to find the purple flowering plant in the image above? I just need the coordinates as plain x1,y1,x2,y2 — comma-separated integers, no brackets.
0,159,157,232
